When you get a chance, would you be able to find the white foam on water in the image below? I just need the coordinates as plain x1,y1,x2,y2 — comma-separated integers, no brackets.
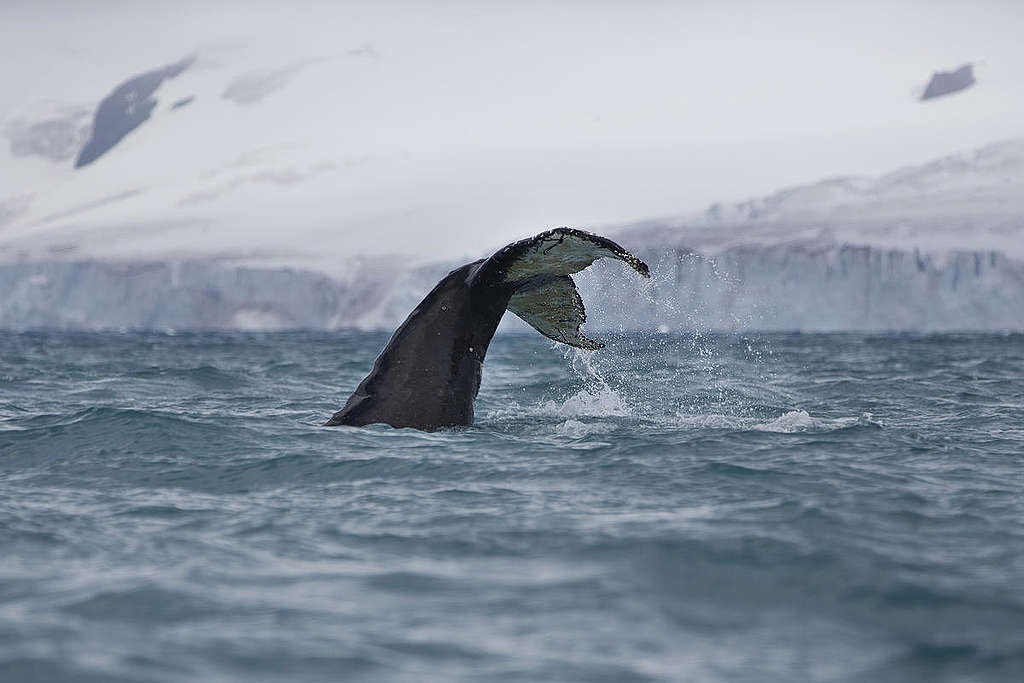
546,386,631,419
754,409,817,432
545,345,635,418
752,410,879,433
673,412,757,430
551,419,616,448
559,419,619,439
672,409,880,433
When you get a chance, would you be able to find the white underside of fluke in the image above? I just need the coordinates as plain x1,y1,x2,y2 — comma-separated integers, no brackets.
499,229,649,349
507,275,602,350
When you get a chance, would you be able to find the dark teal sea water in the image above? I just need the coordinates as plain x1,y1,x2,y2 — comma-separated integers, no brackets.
2,331,1023,683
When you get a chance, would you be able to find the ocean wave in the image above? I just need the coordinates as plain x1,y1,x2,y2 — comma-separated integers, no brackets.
544,386,633,419
553,419,616,439
128,364,252,391
2,330,1021,683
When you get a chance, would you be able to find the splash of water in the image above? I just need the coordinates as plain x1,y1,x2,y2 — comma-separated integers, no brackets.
546,346,633,418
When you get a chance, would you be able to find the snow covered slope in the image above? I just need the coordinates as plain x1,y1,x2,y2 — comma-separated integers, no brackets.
616,140,1024,256
1,30,1022,332
0,48,393,269
4,1,1024,270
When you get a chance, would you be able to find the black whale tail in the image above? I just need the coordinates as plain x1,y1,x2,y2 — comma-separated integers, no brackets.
325,228,650,430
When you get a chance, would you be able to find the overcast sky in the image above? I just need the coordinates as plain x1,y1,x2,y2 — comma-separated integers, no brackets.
2,0,1023,260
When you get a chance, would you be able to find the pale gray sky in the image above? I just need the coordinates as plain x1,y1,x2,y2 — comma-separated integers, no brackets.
2,0,1022,261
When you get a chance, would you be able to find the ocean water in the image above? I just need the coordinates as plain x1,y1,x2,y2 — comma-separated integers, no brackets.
1,330,1023,683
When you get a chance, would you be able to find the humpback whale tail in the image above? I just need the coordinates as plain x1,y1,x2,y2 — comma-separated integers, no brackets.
326,228,650,430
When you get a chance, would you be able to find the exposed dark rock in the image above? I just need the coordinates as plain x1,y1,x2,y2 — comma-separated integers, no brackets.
921,63,975,101
170,96,195,110
5,109,91,162
74,55,195,168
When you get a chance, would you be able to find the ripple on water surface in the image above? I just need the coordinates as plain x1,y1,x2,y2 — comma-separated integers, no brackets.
1,331,1024,682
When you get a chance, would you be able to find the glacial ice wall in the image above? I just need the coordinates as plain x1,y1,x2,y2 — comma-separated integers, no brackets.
577,244,1024,332
2,244,1022,332
0,259,447,332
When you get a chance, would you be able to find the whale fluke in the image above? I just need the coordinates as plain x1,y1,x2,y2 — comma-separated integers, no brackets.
325,228,650,431
507,275,603,350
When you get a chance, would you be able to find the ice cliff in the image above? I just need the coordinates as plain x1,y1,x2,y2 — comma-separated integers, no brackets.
4,242,1019,333
576,244,1024,332
0,259,449,332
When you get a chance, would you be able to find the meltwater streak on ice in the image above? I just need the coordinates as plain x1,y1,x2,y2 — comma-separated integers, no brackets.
2,331,1024,683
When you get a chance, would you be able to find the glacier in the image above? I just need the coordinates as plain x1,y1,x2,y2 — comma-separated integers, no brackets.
576,244,1024,332
2,140,1024,332
2,243,1020,333
0,258,449,332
